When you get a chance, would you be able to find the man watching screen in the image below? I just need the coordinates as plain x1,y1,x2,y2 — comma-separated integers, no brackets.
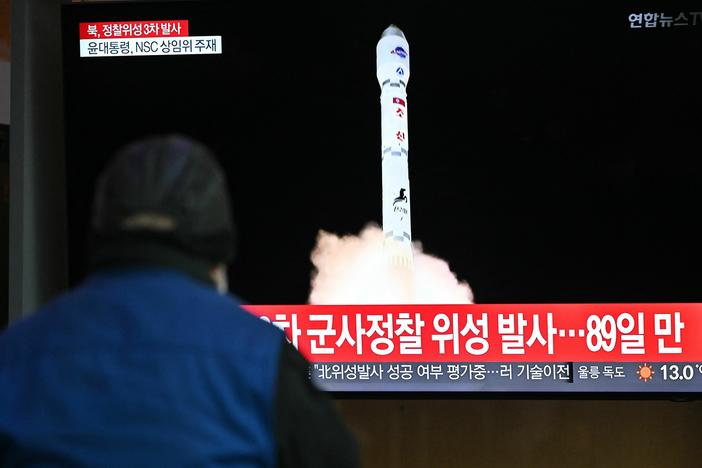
0,135,359,468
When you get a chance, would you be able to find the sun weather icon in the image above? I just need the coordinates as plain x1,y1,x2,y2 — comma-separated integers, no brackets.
637,363,655,382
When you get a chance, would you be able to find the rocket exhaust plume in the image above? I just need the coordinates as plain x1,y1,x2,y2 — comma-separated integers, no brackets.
308,26,474,305
309,224,473,304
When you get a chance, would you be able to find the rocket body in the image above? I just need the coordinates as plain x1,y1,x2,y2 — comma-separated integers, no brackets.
377,25,413,268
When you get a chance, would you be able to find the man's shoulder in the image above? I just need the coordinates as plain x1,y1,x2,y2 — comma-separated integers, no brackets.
84,268,286,346
0,269,285,361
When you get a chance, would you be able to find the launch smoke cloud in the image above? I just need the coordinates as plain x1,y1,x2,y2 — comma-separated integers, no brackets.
308,224,473,305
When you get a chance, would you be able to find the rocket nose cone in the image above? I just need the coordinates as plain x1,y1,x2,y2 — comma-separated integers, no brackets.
381,24,405,39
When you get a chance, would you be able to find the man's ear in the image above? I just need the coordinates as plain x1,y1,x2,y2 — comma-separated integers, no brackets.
210,264,229,295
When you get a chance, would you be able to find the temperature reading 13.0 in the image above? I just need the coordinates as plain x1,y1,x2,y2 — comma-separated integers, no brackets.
661,364,699,381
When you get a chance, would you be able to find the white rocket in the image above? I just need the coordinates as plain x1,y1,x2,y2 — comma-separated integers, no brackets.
377,25,413,268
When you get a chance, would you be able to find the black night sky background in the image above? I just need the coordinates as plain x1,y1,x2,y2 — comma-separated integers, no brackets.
62,1,702,305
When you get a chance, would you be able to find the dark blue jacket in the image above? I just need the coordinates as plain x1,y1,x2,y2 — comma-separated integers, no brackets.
0,269,284,467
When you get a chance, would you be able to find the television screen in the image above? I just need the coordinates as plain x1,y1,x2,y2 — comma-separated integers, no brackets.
62,0,702,394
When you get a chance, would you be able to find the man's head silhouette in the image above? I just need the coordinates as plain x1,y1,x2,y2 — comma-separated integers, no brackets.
90,134,235,291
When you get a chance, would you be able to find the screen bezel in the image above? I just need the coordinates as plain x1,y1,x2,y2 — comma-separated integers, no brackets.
9,0,701,400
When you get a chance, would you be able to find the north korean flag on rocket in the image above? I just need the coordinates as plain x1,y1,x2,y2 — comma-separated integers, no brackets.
392,97,406,107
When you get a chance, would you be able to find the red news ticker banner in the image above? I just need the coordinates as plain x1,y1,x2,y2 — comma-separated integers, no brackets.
242,304,702,363
79,20,189,39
